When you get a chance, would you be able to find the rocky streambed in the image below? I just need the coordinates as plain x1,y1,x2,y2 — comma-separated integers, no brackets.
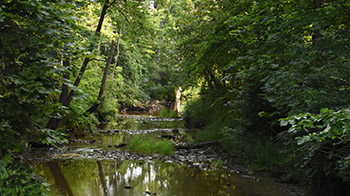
26,114,303,196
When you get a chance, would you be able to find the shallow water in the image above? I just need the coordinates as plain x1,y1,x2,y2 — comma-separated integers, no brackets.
32,159,291,196
29,114,297,196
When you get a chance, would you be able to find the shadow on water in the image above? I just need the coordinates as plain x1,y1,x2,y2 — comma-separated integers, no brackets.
29,114,298,196
32,159,291,196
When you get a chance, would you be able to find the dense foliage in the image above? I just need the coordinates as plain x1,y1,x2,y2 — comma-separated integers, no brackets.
178,0,350,195
0,0,180,194
0,161,50,195
281,109,350,194
0,0,179,155
2,0,350,195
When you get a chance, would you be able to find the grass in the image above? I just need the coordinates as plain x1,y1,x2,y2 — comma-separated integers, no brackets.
128,134,175,155
157,106,178,118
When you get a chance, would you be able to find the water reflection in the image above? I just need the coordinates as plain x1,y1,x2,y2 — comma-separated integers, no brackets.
30,114,295,196
32,159,291,196
47,161,74,196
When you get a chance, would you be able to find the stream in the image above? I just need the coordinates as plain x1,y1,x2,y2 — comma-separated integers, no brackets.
27,114,301,196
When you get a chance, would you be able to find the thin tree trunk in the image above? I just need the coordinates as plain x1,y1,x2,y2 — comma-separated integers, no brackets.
312,0,323,47
46,0,111,130
59,60,70,104
85,39,116,115
98,40,115,101
111,24,123,80
64,0,109,107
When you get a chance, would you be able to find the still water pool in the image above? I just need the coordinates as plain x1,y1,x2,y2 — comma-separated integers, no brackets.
32,159,293,196
29,114,299,196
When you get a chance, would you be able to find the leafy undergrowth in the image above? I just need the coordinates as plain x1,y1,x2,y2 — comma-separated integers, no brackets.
0,160,50,195
128,134,175,155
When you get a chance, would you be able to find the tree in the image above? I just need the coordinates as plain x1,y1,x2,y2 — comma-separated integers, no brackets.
46,0,117,130
0,0,80,157
178,0,350,194
0,0,80,194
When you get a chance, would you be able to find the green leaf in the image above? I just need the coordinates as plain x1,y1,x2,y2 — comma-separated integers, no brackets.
280,120,289,126
288,119,295,125
297,135,310,145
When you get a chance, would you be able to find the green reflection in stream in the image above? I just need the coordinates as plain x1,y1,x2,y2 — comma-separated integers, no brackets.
32,159,291,196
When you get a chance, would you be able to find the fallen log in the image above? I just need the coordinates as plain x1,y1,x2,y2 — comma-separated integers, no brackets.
160,135,175,139
175,140,221,150
114,143,127,148
108,143,127,148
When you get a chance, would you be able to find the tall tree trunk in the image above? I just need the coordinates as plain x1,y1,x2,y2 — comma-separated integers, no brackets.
97,41,115,101
111,24,123,80
312,0,323,47
64,0,110,107
46,0,111,130
85,39,116,115
174,87,181,114
59,60,70,104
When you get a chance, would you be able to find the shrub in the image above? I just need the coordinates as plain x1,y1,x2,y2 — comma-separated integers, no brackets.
280,108,350,195
0,160,50,196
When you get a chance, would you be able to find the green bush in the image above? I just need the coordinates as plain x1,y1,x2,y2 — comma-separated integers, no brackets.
280,108,350,195
128,134,175,155
0,160,50,196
